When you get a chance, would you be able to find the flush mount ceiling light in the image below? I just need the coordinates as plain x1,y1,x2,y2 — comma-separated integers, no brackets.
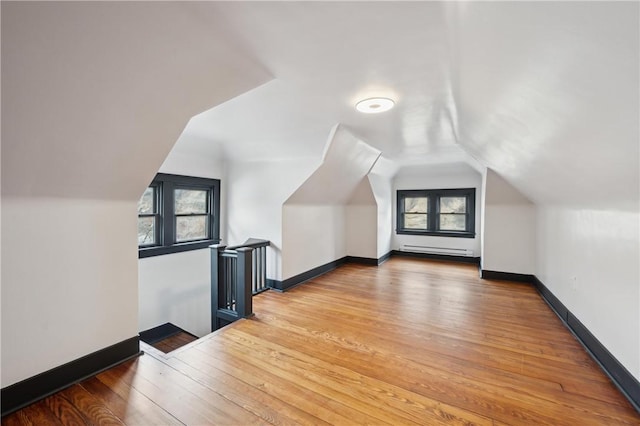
355,97,395,114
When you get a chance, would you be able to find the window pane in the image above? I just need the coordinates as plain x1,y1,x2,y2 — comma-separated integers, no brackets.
176,216,208,242
440,197,466,213
440,214,466,231
175,189,207,214
138,217,156,245
404,197,428,213
404,213,428,229
138,187,155,214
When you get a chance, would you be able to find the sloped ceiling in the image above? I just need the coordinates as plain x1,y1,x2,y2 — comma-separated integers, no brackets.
450,2,639,208
176,2,466,164
286,125,381,205
172,1,638,210
1,2,272,200
3,2,637,208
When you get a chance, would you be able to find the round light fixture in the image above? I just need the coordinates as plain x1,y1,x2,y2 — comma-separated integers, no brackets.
355,97,395,114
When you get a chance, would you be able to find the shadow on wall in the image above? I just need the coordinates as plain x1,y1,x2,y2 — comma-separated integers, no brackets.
155,285,209,337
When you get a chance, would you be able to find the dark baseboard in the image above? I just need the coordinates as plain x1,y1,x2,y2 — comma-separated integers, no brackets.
393,250,481,265
343,252,395,266
566,312,640,412
268,257,349,292
345,256,379,266
139,322,197,345
268,251,398,291
481,269,535,283
377,251,393,265
268,251,479,292
1,336,141,417
480,272,640,411
531,276,639,413
532,276,569,319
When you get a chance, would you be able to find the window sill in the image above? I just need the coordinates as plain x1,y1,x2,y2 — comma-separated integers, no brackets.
396,230,476,239
139,239,221,258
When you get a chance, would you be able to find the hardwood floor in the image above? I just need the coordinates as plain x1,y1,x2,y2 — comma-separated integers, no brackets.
150,332,198,353
3,258,639,425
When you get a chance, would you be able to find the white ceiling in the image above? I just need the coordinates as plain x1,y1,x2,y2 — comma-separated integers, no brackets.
175,2,467,164
452,2,639,207
3,2,634,207
171,1,638,209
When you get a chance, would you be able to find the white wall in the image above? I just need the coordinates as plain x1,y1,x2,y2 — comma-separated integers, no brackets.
536,206,640,380
281,125,381,279
226,154,379,282
226,158,319,281
137,149,225,337
369,160,396,259
1,198,139,387
138,250,212,337
345,205,378,259
448,0,640,386
1,2,270,388
481,169,535,274
282,205,347,279
392,163,482,256
345,178,378,259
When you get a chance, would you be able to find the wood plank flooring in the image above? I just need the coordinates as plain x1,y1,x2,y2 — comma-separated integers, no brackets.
150,331,198,353
3,258,639,425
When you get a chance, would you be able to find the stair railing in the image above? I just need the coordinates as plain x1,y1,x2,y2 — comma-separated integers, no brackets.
210,239,270,331
227,239,270,295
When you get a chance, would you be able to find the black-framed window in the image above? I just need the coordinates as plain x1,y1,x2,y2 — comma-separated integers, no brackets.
137,185,160,247
138,173,221,258
396,188,475,238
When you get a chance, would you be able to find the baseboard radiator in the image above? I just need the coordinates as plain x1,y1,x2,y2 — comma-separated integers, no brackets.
401,245,474,257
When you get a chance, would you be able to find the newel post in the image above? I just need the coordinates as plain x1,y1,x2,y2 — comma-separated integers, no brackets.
210,244,226,331
235,247,254,318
